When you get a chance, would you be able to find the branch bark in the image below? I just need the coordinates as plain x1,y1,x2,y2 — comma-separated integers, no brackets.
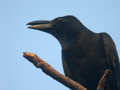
23,52,87,90
97,69,112,90
23,52,112,90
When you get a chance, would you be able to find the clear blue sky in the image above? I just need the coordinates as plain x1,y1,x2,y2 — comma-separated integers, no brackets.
0,0,120,90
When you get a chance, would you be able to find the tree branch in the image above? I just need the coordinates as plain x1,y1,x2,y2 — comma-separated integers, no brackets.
97,69,112,90
23,52,87,90
23,52,112,90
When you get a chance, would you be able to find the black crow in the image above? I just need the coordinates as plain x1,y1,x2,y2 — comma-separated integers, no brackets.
27,15,120,90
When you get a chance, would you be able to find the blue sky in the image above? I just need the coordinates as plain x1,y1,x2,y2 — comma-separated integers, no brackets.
0,0,120,90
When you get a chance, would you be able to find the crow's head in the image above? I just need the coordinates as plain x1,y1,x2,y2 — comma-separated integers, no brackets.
27,15,85,44
28,15,83,33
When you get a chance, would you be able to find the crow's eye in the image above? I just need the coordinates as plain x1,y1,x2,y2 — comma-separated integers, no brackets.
59,19,66,23
61,20,65,23
52,18,66,26
55,18,65,22
57,18,63,21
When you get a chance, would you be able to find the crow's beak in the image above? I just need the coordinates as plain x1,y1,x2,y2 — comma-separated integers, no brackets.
27,20,52,30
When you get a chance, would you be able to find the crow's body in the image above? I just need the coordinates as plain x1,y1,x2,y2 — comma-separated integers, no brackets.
27,15,120,90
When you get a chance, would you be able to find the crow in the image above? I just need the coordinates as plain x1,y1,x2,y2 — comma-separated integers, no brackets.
27,15,120,90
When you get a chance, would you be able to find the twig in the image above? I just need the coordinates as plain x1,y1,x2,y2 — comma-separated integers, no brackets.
23,52,87,90
97,69,112,90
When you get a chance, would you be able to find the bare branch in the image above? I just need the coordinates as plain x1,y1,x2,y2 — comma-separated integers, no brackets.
97,69,112,90
23,52,87,90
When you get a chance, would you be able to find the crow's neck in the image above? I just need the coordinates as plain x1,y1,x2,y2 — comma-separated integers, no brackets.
54,28,94,49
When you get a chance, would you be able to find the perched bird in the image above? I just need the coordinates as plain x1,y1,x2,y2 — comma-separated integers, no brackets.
27,15,120,90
